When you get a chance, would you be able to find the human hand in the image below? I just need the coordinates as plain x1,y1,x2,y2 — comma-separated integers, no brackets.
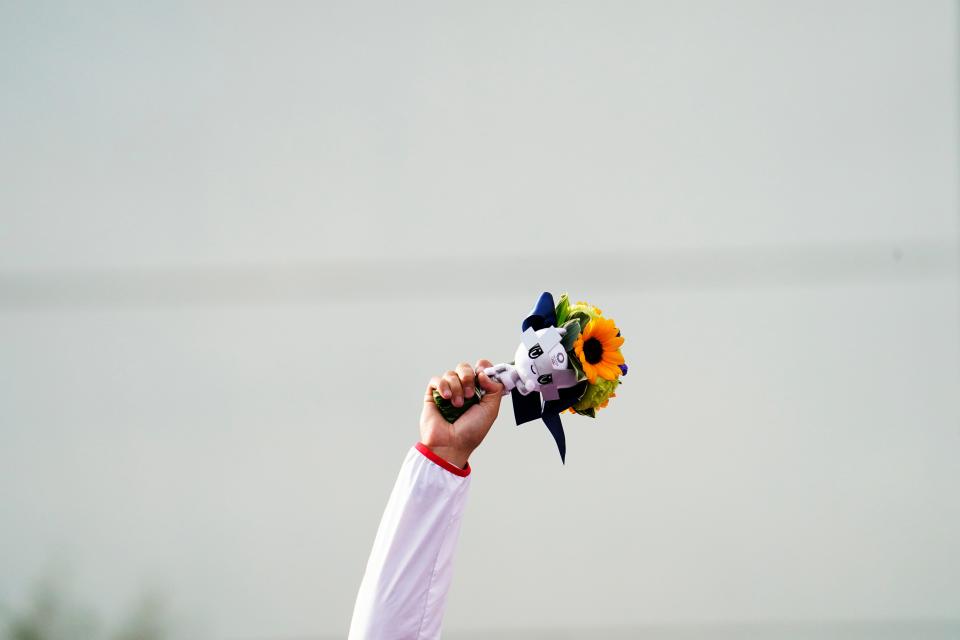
419,359,505,468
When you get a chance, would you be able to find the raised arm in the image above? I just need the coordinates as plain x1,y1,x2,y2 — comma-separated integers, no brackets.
348,360,504,640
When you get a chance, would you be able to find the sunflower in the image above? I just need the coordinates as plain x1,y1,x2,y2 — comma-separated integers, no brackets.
573,317,625,383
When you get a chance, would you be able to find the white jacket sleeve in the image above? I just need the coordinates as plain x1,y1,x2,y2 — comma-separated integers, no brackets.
348,442,472,640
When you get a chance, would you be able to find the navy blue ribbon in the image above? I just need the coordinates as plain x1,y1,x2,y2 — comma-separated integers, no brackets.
510,291,586,463
521,291,557,332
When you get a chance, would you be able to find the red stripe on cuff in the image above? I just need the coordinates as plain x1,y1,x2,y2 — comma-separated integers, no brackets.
415,442,471,477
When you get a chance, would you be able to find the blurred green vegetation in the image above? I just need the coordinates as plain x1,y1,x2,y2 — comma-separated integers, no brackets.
1,577,169,640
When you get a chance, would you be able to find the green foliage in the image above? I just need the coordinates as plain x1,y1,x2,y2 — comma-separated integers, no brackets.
432,389,480,423
569,353,586,382
566,310,592,332
1,578,171,640
2,578,98,640
571,377,620,416
560,319,581,351
554,293,571,326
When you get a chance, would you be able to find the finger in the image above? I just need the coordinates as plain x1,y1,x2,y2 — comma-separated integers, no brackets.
456,362,476,398
477,368,505,398
480,361,513,392
424,376,444,403
476,359,496,387
443,370,464,407
435,374,454,401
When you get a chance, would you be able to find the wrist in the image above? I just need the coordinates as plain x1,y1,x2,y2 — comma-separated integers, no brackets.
420,443,471,469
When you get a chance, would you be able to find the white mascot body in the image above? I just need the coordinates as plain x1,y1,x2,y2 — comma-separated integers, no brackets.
483,326,579,400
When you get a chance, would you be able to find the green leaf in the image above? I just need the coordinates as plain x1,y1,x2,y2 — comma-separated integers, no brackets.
569,353,586,381
567,310,592,331
554,293,571,326
561,318,581,351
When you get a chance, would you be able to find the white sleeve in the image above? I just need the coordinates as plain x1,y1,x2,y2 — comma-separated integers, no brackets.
348,443,472,640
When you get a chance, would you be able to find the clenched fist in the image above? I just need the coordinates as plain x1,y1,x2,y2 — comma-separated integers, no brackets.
419,359,505,468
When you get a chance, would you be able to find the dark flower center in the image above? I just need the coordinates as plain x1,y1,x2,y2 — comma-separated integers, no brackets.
583,337,604,364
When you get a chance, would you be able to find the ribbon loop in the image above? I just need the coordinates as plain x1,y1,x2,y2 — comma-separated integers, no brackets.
521,292,557,332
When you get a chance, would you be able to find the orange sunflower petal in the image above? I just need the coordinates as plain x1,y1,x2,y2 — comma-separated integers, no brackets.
604,349,625,365
581,321,597,339
596,362,620,380
591,318,615,340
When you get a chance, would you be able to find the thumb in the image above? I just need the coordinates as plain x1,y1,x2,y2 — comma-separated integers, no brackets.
477,370,505,407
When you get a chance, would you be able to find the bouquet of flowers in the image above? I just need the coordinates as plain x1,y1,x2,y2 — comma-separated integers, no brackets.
433,291,627,462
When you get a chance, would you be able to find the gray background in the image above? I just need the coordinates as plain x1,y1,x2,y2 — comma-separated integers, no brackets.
1,1,958,638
